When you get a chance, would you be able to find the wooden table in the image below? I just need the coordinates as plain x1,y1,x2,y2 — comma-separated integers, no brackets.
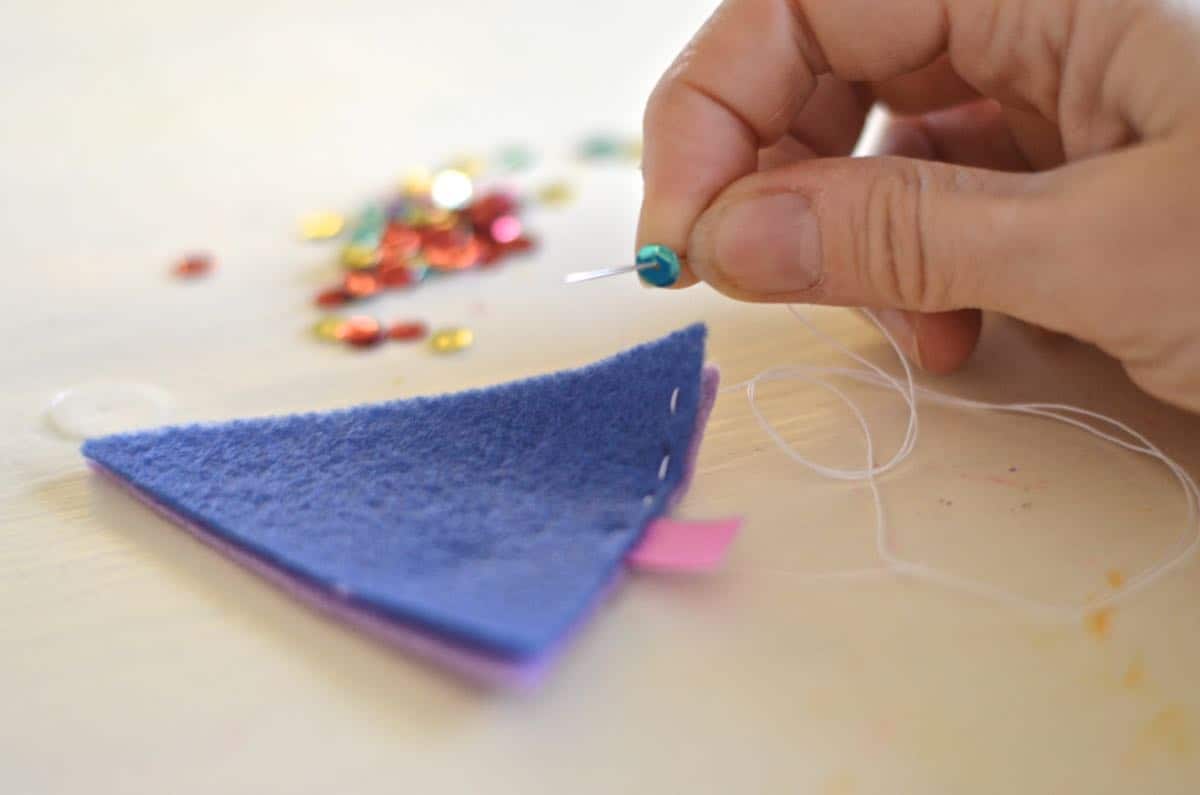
5,2,1200,792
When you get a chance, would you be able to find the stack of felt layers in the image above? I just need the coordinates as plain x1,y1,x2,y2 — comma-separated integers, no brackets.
83,326,727,685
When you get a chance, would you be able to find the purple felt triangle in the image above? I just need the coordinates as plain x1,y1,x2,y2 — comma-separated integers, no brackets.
83,326,717,683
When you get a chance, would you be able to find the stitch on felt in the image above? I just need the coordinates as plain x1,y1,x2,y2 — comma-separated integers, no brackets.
650,387,679,497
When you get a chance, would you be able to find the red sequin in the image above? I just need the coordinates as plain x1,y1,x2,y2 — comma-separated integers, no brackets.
343,270,381,298
342,316,383,347
388,320,429,341
172,254,213,278
377,261,419,287
420,227,467,249
504,236,535,253
315,288,351,307
381,223,422,257
424,231,482,270
477,240,502,266
468,192,518,229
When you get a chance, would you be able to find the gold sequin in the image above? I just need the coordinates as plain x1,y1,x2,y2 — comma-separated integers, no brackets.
430,327,474,354
340,244,379,270
449,154,487,178
313,317,347,342
427,208,457,230
624,137,643,163
299,212,345,241
536,180,575,207
401,168,433,196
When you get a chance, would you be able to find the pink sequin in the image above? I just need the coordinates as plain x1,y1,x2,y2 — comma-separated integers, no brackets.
490,215,522,245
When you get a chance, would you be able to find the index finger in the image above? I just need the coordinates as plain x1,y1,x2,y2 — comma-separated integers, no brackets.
637,0,951,283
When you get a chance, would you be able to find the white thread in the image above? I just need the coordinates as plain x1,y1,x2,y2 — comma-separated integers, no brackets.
644,386,682,509
722,307,1200,620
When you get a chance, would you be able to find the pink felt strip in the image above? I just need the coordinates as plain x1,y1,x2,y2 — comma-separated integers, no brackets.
628,516,743,573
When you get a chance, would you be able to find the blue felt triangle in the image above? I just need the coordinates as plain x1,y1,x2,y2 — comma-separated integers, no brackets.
83,325,707,660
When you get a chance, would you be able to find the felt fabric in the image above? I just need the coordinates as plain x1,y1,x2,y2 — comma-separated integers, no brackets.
89,463,562,688
667,364,720,510
83,325,709,662
628,517,743,573
90,361,720,688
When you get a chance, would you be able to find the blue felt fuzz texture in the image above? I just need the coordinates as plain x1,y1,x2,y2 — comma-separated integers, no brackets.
83,325,707,660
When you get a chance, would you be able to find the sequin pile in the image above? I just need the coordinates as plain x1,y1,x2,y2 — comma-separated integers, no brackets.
307,156,543,352
312,175,535,308
303,135,635,354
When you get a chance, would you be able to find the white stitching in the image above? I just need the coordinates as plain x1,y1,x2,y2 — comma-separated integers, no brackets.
645,386,681,510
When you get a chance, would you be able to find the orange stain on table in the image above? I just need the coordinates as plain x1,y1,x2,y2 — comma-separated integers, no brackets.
1141,707,1191,758
1107,569,1125,589
1085,607,1114,639
1123,659,1145,689
1126,706,1194,767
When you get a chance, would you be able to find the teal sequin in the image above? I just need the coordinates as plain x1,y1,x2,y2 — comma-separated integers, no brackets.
349,205,385,248
578,135,622,161
636,244,681,287
497,145,536,172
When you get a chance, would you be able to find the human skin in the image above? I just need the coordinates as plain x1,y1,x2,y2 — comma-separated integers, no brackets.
637,0,1200,411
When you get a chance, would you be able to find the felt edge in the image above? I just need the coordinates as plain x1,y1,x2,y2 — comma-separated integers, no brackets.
628,365,736,574
408,323,710,657
665,364,720,511
519,328,710,654
80,324,709,447
88,461,625,690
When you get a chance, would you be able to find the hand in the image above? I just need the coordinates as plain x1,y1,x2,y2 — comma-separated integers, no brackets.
638,0,1200,410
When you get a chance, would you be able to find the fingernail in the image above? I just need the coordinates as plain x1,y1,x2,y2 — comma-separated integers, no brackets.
712,193,821,293
874,308,924,369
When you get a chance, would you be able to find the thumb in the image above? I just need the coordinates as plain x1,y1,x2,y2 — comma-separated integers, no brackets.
685,155,1058,319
